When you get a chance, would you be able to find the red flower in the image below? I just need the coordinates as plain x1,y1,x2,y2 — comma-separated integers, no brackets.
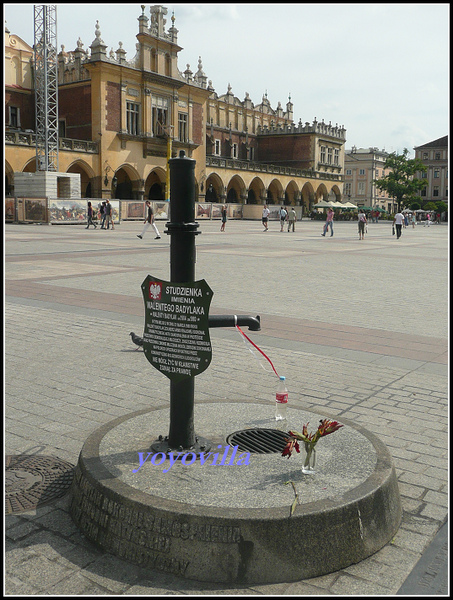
318,419,343,437
282,437,300,458
281,420,343,458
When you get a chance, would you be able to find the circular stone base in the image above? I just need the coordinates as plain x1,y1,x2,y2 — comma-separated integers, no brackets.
70,401,401,584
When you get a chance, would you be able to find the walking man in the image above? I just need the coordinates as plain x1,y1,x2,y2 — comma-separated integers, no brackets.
104,200,114,230
287,207,297,232
137,200,161,240
393,210,404,239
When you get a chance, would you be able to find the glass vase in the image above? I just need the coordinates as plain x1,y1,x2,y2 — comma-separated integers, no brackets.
302,443,316,474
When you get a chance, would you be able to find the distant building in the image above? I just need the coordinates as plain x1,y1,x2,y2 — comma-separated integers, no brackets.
414,136,448,207
5,5,346,215
344,147,395,212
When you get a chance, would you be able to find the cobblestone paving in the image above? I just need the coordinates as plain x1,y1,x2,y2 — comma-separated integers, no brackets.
4,219,448,595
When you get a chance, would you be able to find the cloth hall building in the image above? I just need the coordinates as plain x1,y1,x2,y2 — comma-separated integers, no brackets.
5,5,346,216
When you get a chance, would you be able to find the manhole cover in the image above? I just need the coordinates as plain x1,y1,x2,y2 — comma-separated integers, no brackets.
226,428,289,454
5,455,74,515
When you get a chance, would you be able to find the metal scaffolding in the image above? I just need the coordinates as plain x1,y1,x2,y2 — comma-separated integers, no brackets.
34,5,59,171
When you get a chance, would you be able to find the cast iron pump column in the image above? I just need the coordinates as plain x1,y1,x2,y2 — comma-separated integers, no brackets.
165,151,201,451
151,150,260,455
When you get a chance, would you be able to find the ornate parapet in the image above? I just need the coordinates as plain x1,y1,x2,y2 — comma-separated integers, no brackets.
206,156,342,182
258,118,346,140
5,130,98,154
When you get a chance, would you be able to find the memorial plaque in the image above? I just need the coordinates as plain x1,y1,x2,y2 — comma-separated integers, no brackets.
141,276,213,381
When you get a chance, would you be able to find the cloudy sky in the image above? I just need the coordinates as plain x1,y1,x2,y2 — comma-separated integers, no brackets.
4,3,449,155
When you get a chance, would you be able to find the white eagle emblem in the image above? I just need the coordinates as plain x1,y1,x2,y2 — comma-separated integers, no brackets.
149,282,162,300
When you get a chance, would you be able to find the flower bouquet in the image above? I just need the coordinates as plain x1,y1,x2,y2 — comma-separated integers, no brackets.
282,419,343,474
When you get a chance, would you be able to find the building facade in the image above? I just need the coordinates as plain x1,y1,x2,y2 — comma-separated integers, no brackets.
344,147,395,212
5,5,346,214
414,136,448,206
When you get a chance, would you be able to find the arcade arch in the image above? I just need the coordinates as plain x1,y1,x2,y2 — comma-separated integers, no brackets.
112,164,141,200
266,178,284,205
301,182,315,214
315,183,329,203
247,176,265,204
285,180,299,205
145,168,165,200
67,160,95,198
227,175,246,203
5,161,14,196
330,184,342,202
205,173,223,202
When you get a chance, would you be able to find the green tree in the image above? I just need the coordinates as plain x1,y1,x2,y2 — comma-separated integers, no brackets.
435,201,448,214
374,148,427,212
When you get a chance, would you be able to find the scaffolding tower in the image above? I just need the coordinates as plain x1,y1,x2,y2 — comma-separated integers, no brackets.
34,5,59,171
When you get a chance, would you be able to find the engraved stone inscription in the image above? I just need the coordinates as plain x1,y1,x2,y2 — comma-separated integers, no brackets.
70,467,242,578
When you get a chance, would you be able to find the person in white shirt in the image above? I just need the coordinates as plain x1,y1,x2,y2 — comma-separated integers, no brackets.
393,211,404,239
262,205,270,231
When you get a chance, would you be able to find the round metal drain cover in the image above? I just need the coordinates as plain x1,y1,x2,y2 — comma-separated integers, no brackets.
226,428,289,454
5,455,74,515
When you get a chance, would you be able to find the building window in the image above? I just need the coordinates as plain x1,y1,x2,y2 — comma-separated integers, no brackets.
214,139,221,156
334,149,339,165
126,102,140,135
423,152,429,160
58,120,66,138
359,169,366,176
344,182,351,195
434,169,440,178
358,182,365,195
435,152,441,160
9,106,20,128
249,146,255,161
232,143,238,159
320,146,326,163
346,169,352,176
433,186,439,197
178,113,188,142
421,187,427,197
327,148,333,165
152,96,168,136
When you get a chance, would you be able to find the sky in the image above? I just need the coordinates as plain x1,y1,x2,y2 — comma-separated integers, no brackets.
4,3,449,155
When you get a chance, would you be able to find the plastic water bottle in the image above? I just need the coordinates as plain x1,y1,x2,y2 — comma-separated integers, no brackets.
275,376,288,421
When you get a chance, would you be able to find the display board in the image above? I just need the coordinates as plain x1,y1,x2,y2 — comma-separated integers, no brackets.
141,275,213,381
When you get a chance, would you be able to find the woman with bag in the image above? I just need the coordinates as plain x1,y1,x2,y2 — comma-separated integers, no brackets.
358,210,367,240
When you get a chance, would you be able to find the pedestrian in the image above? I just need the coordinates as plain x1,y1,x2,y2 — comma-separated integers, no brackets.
393,210,404,239
104,199,115,230
321,207,334,237
288,207,297,232
358,209,367,240
220,205,227,231
85,201,97,229
137,200,161,239
424,213,431,227
411,214,416,229
99,201,106,229
262,204,270,231
279,206,287,232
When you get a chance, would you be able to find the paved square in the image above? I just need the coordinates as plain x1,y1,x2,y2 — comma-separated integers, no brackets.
5,218,448,594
